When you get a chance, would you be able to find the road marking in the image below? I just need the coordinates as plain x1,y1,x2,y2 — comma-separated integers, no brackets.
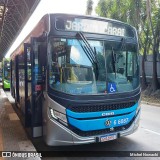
144,128,160,136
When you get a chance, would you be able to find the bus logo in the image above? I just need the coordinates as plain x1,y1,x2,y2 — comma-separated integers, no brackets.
105,120,111,126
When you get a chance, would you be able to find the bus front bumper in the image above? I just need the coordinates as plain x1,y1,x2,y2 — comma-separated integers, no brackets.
44,109,141,146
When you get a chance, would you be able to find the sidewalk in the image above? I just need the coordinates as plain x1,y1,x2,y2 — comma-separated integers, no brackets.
0,88,40,160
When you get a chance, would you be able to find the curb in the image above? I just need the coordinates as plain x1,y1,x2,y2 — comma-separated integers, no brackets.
141,101,160,107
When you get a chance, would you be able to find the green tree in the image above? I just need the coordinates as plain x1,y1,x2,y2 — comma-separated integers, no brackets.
146,0,160,92
96,0,128,22
139,1,152,90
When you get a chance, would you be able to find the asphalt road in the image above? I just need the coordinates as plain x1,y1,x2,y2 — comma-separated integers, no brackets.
5,90,160,159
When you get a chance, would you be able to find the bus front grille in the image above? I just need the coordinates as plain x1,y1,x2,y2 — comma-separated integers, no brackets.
68,102,136,113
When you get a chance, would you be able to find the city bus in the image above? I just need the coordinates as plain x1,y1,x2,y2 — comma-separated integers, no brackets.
10,13,141,146
2,58,10,89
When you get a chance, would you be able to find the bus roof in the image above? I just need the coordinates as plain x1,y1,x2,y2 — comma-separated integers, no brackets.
10,13,136,59
49,13,135,29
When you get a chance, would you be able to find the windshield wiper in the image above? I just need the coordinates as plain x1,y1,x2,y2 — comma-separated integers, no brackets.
76,32,99,79
111,38,126,79
120,37,126,51
111,47,117,78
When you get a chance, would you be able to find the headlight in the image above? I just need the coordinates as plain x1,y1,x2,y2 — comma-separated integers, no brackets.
49,108,67,123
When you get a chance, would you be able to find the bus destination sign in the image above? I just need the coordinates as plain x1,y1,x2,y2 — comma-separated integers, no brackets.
55,17,134,37
65,20,125,36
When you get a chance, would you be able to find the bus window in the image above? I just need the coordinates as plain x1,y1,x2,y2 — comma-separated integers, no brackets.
48,38,106,94
105,42,139,93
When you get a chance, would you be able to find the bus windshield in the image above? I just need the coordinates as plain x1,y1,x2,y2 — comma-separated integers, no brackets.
48,38,139,95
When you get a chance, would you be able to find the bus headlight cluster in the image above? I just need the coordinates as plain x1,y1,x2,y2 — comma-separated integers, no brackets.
49,108,67,123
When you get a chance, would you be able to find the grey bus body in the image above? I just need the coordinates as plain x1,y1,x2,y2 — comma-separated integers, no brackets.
10,14,141,146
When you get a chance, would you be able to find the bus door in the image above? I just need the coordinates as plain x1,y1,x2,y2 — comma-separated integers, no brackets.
17,54,25,116
14,55,19,105
30,37,47,137
24,43,32,128
14,44,31,127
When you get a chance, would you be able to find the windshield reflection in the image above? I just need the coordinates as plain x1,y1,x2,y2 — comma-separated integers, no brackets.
48,38,139,95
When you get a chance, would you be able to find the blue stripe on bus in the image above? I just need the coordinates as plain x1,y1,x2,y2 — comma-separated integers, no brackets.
66,103,138,119
67,110,136,131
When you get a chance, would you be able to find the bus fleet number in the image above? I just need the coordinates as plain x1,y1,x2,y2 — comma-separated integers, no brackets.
114,118,129,125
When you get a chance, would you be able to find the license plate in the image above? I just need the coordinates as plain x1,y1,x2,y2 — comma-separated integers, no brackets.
100,134,117,142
